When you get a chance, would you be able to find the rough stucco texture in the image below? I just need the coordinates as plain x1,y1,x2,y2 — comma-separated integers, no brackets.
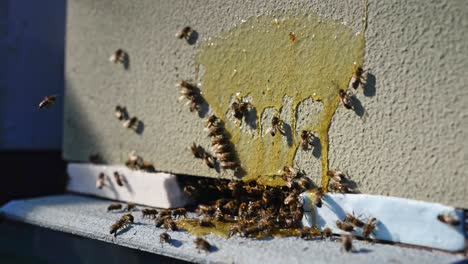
63,0,468,208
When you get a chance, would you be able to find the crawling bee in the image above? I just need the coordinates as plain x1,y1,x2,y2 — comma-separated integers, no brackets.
172,208,187,219
194,237,211,253
300,226,320,240
177,81,202,112
109,49,125,64
38,95,57,109
344,212,365,228
142,208,158,219
190,143,205,159
349,64,365,90
289,32,296,42
212,142,231,155
175,26,193,40
123,117,139,130
341,234,354,252
96,172,106,189
125,150,144,170
155,215,170,228
183,185,197,197
322,227,332,238
339,89,353,110
220,161,239,170
362,217,378,240
336,220,354,232
313,187,324,208
329,181,352,193
231,100,251,120
107,203,122,212
203,153,216,168
206,115,220,128
327,170,346,183
110,213,134,237
300,130,316,150
296,176,314,191
113,171,125,187
125,203,136,212
268,116,285,136
199,217,215,227
160,232,171,245
437,213,460,226
159,209,171,218
164,219,178,231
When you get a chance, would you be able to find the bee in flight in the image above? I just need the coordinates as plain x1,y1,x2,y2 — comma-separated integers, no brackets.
38,95,57,109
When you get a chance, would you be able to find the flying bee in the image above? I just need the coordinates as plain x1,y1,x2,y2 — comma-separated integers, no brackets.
437,213,460,226
190,143,205,159
336,220,354,232
110,213,134,237
231,100,252,120
96,172,106,189
123,117,139,130
339,89,353,110
142,208,158,219
125,203,136,212
160,232,171,245
329,181,352,193
176,26,193,40
113,171,125,187
107,203,122,212
289,32,296,42
344,212,365,228
341,234,354,252
349,64,365,90
313,187,324,208
38,95,57,109
362,217,378,240
267,116,285,136
172,208,187,219
300,130,317,151
194,237,211,253
164,219,178,231
109,49,127,64
327,170,346,183
114,105,128,120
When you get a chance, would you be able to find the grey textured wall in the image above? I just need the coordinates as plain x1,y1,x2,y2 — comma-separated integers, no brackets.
64,0,468,208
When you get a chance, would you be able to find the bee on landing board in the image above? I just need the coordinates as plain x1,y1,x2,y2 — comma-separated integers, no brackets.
107,203,122,212
341,234,354,252
160,232,171,245
437,213,460,226
38,95,57,109
194,237,212,253
362,217,378,240
113,171,126,187
96,172,106,189
336,219,354,232
109,213,134,237
344,212,365,228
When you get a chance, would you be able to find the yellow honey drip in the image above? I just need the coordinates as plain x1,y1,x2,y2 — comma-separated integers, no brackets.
195,11,365,190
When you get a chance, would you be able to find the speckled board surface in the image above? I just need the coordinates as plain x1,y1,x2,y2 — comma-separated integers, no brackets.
63,0,468,207
1,195,464,264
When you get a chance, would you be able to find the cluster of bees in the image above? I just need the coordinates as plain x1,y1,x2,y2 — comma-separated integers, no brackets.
204,115,239,170
338,64,365,110
96,171,128,189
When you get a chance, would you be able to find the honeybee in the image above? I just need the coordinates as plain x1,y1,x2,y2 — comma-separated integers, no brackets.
329,181,352,193
284,192,298,205
123,117,139,130
203,153,216,169
177,81,202,112
125,203,136,212
281,166,299,185
183,185,197,196
344,212,365,228
211,135,229,146
313,187,324,208
194,237,211,253
164,219,178,231
336,220,354,232
110,213,134,237
289,32,296,42
300,227,320,240
339,89,353,110
267,116,285,136
159,209,171,218
296,176,314,191
176,26,193,40
199,217,215,227
96,173,106,189
142,208,158,219
206,115,220,128
220,161,239,170
228,225,240,238
113,171,125,187
211,143,231,155
322,227,332,238
160,232,171,245
207,126,225,137
109,49,127,64
125,150,144,170
349,64,364,90
155,215,170,228
172,208,187,219
327,170,346,183
341,234,354,252
300,130,316,151
114,105,128,120
231,100,252,120
107,203,122,212
38,95,57,109
437,213,460,226
362,217,377,240
190,143,205,159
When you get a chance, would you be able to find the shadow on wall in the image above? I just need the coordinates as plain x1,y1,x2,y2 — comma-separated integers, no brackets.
0,0,66,149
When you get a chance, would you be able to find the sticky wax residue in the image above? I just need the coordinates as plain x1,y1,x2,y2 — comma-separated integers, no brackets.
196,12,364,190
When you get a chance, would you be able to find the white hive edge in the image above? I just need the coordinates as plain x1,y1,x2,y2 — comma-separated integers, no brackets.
300,193,466,252
67,163,191,209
